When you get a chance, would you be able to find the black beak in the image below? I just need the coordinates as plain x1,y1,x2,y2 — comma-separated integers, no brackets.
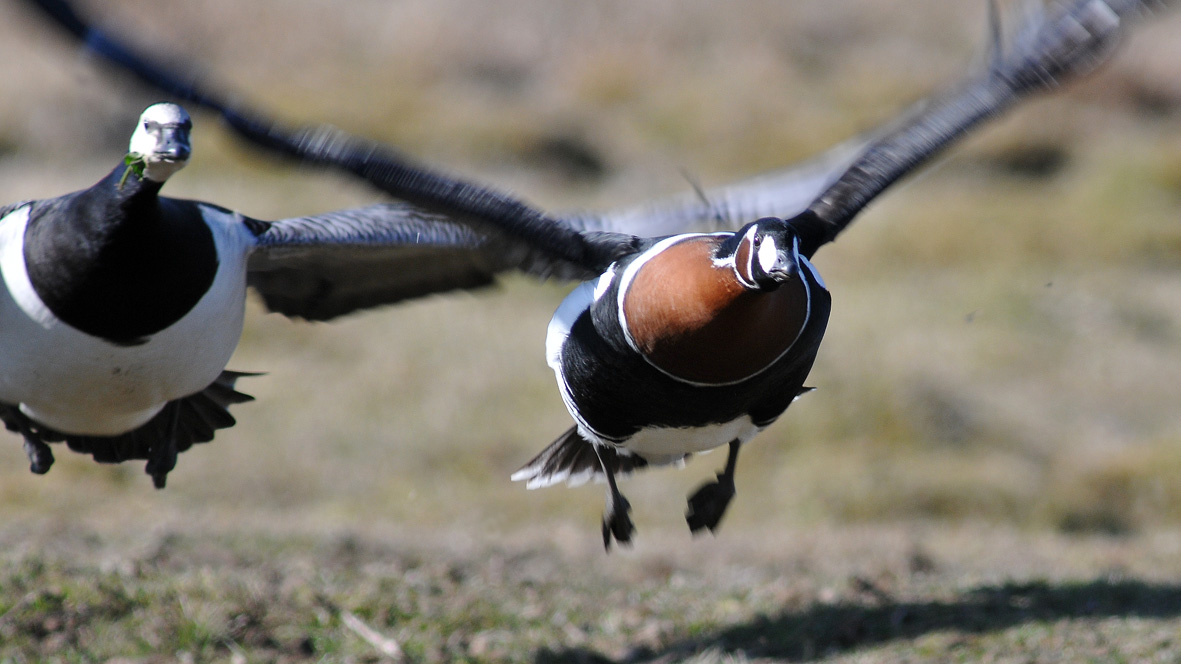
769,249,799,283
156,127,191,162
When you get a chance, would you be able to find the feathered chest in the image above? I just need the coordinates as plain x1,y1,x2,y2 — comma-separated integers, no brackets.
613,235,812,386
22,189,219,344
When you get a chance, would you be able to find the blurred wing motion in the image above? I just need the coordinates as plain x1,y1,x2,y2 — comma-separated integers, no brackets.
789,0,1168,257
23,0,1170,282
245,204,501,320
566,135,869,236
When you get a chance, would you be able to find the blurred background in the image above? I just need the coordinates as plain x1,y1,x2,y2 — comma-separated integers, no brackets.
0,0,1179,551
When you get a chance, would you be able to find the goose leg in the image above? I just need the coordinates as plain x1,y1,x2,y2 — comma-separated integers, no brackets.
2,406,55,475
145,404,180,489
594,444,634,550
22,435,55,475
686,439,740,534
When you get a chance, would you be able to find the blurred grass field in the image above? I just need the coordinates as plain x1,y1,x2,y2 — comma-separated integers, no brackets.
0,0,1180,662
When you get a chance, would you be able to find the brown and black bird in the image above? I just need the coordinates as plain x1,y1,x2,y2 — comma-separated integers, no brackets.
20,0,1156,547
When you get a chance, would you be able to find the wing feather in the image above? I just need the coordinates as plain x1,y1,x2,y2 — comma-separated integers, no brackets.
568,135,867,236
249,204,502,320
791,0,1153,256
21,0,1170,288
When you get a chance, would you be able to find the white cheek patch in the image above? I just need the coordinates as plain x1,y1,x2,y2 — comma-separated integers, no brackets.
128,103,192,160
127,127,156,158
757,234,780,273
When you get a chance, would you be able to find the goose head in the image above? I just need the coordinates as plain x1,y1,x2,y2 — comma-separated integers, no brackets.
126,102,193,183
730,217,802,290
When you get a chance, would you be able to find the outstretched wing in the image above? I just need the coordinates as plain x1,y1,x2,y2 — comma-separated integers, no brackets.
12,0,867,269
246,203,609,321
16,0,859,279
788,0,1159,257
22,0,1168,280
20,0,638,275
247,204,495,321
568,135,868,236
23,0,876,241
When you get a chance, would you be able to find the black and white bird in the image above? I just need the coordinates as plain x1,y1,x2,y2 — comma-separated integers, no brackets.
24,0,1151,542
9,1,892,488
185,0,1127,547
0,101,569,488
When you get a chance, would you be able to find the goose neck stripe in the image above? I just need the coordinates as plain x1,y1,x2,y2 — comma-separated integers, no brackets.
733,225,759,288
799,252,825,290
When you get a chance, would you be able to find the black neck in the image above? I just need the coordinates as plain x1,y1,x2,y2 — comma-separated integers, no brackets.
23,164,219,345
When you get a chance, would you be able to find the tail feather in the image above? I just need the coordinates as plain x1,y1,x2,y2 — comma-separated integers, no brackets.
511,426,656,490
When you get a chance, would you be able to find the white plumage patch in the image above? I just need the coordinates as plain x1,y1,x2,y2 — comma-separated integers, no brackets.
757,233,780,274
623,415,760,459
545,276,603,437
545,278,597,372
0,204,255,435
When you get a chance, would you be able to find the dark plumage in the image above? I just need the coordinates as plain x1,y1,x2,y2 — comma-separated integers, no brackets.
20,0,1154,542
515,0,1136,547
1,104,676,488
167,0,1122,547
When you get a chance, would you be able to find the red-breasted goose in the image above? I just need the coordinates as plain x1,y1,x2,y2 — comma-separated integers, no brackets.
19,0,1161,544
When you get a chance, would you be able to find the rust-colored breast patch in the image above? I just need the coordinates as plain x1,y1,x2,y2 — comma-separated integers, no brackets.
621,236,809,385
733,233,753,285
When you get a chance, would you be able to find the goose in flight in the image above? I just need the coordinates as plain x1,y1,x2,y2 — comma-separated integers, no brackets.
514,0,1145,547
23,0,1161,542
5,1,874,487
20,0,1163,539
0,101,549,487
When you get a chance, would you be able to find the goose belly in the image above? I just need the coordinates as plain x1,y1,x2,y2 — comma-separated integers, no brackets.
614,415,759,459
0,205,250,435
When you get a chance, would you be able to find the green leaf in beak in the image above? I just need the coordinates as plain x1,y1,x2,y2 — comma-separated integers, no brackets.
118,152,146,190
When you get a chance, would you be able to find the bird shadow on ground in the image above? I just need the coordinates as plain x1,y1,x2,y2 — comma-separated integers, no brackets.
534,578,1181,663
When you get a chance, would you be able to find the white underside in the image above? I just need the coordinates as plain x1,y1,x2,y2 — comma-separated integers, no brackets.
0,204,255,435
618,415,760,459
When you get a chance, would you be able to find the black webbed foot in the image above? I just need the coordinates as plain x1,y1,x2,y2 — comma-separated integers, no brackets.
685,439,741,535
145,405,180,489
593,443,635,551
602,492,635,550
23,436,55,475
686,474,735,533
4,408,56,475
145,440,177,489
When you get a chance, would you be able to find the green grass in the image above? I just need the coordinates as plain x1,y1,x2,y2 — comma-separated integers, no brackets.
1,0,1180,661
4,525,1181,663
